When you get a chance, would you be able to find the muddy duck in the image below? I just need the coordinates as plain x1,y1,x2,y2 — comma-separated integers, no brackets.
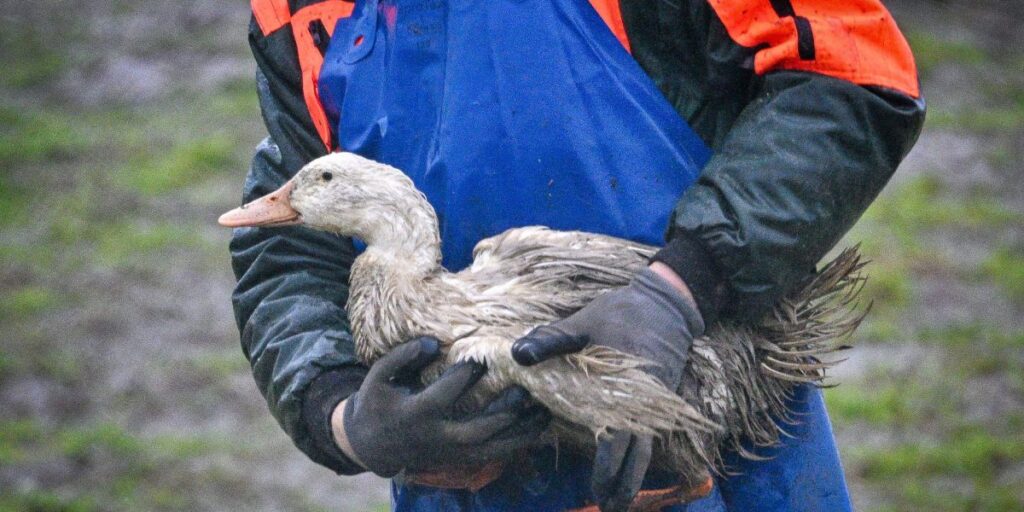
220,152,864,493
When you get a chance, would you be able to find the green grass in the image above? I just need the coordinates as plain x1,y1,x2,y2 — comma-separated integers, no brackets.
826,385,915,425
0,420,44,464
59,423,146,461
850,426,1024,511
855,317,901,342
37,180,204,268
0,24,68,89
920,323,1024,350
0,350,12,380
187,351,250,381
862,263,913,309
926,66,1024,134
57,422,222,462
866,482,1022,512
859,428,1024,481
847,176,1022,318
0,419,244,511
0,9,337,512
0,91,247,282
981,247,1024,304
918,323,1024,382
0,286,58,318
906,31,988,77
0,171,34,227
0,491,99,512
209,78,260,117
927,106,1024,133
0,107,87,168
864,176,1021,232
115,136,238,196
93,221,199,265
826,369,963,427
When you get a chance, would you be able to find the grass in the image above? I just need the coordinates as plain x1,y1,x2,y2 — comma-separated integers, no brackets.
187,351,251,381
0,107,87,168
921,49,1024,135
825,384,915,425
0,491,99,512
861,263,913,309
863,175,1021,233
853,426,1024,511
0,332,87,384
0,23,68,89
826,365,964,427
0,419,44,464
209,77,261,117
858,428,1023,481
0,350,12,380
0,286,59,318
840,377,1024,511
114,136,238,196
25,178,209,269
845,174,1022,325
93,221,201,266
920,323,1024,350
981,247,1024,304
918,323,1024,383
905,27,1024,137
0,170,34,228
905,31,988,77
926,106,1024,133
58,423,147,461
0,418,246,510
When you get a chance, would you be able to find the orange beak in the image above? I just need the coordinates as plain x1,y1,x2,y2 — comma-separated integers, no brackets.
218,180,302,228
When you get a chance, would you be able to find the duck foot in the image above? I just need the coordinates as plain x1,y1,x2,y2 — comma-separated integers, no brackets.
567,476,714,512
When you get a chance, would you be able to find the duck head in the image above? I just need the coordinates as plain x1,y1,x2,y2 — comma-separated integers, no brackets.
219,152,441,263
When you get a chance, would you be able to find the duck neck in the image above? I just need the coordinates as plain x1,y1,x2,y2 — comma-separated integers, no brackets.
343,191,445,363
359,204,442,274
348,210,442,363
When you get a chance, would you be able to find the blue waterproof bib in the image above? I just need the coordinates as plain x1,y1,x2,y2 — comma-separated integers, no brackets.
317,0,852,509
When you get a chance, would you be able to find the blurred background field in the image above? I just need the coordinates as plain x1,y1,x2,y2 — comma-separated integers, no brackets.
0,0,1021,510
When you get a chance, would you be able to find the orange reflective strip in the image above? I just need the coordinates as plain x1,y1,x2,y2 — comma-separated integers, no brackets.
251,0,292,35
708,0,920,98
587,0,631,53
291,1,357,150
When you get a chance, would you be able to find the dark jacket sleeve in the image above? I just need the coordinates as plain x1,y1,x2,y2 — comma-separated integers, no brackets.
642,1,926,322
229,15,367,475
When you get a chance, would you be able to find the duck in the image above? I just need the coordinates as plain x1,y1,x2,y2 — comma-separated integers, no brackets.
219,152,864,494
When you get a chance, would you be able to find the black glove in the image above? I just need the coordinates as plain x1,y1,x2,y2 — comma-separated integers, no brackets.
342,337,551,477
512,267,704,512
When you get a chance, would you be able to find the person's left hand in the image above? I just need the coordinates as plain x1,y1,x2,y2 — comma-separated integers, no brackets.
511,264,705,512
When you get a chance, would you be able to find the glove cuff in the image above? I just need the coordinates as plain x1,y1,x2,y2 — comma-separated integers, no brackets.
650,232,728,326
635,267,706,337
300,366,368,475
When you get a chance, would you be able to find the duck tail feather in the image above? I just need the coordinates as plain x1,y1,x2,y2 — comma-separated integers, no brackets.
751,246,868,386
679,249,866,471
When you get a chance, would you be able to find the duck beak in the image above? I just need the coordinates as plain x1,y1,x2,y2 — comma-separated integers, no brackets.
218,179,302,228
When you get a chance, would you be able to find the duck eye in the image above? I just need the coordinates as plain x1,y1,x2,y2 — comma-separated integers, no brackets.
321,171,333,181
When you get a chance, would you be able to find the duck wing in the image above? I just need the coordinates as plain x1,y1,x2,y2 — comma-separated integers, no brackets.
468,226,655,288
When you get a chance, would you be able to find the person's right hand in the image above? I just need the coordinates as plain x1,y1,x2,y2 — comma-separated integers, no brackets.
331,337,551,477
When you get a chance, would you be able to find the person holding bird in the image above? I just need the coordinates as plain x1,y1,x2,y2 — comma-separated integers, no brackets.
228,0,924,510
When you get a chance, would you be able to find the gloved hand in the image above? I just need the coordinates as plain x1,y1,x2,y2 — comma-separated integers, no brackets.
335,337,551,478
511,265,705,512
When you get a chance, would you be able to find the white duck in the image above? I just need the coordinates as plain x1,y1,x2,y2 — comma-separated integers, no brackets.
220,152,863,487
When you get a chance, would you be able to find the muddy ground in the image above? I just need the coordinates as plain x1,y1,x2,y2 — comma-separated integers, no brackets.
0,0,1021,510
